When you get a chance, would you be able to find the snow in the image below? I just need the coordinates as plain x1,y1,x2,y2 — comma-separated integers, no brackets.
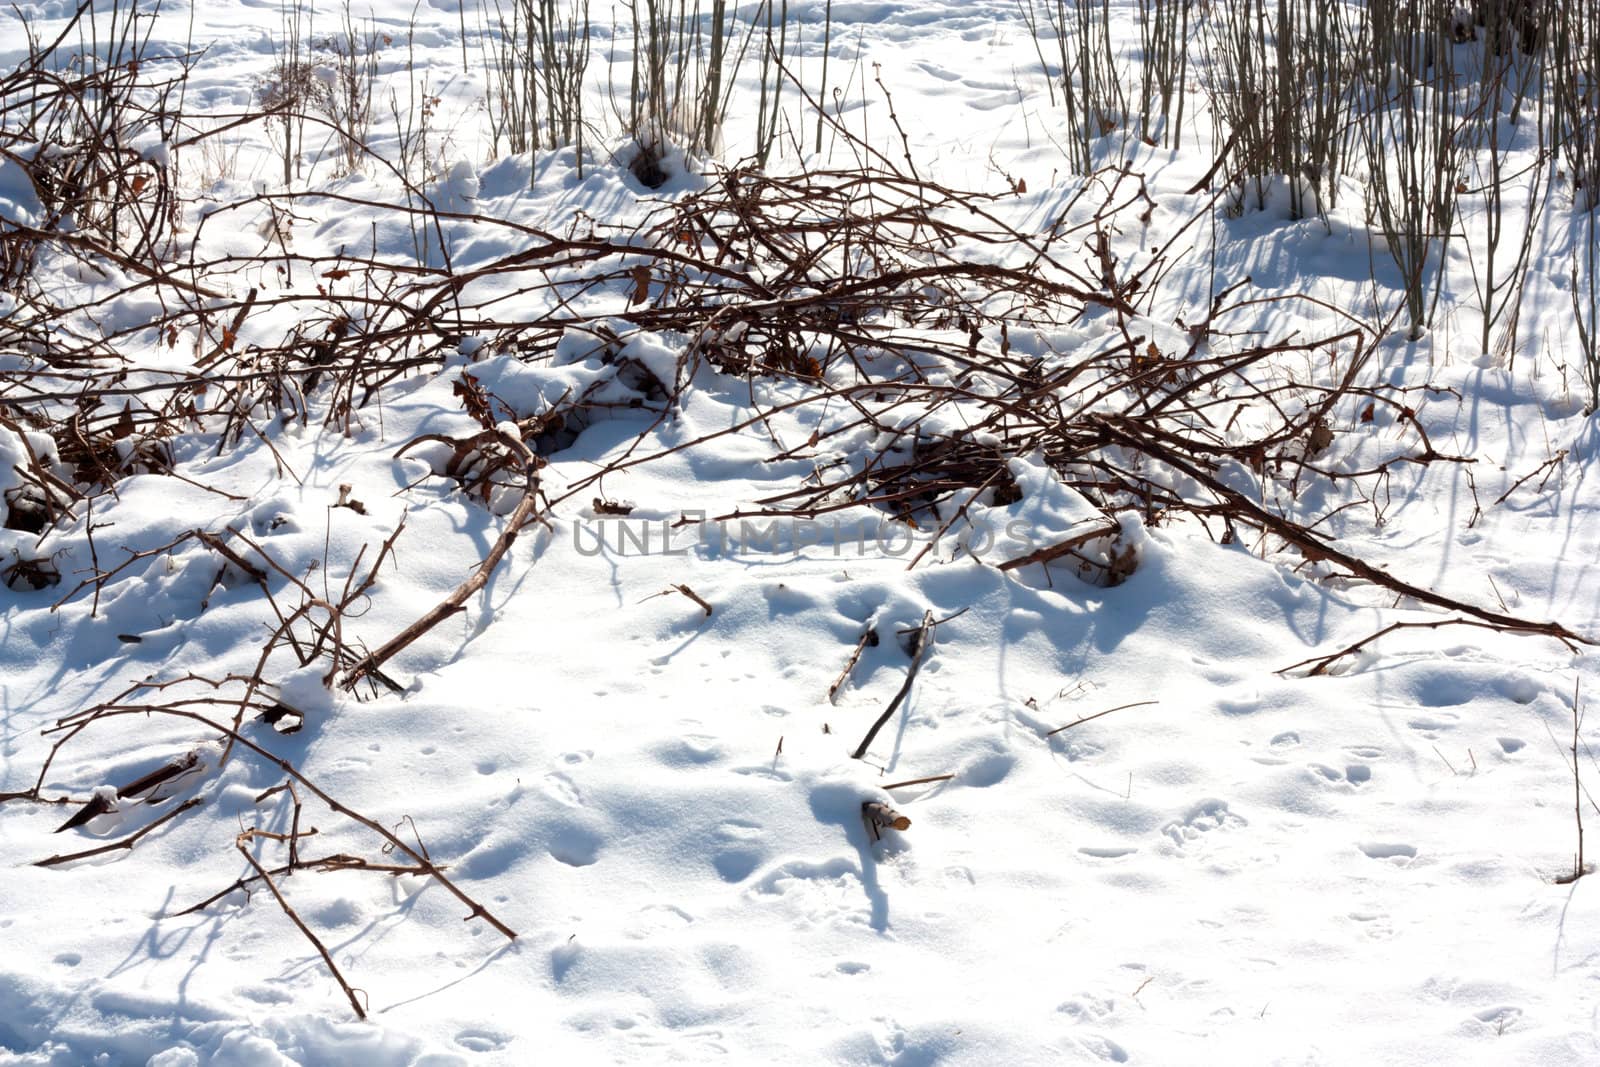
2,0,1600,1064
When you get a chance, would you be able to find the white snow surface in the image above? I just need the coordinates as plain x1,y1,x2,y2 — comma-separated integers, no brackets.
2,1,1600,1065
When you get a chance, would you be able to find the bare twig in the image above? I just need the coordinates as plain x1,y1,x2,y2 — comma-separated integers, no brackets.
852,611,934,760
828,627,878,703
1045,700,1158,737
235,832,367,1019
34,799,203,867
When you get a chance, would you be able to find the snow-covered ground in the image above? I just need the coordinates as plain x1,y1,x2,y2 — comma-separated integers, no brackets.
4,1,1600,1063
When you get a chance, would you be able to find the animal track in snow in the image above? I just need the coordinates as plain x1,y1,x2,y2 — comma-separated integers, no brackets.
543,771,584,808
1347,910,1394,940
1056,994,1116,1023
1407,715,1458,739
1308,763,1371,787
1162,799,1246,846
455,1028,509,1052
1472,1005,1522,1033
960,750,1014,787
1074,1035,1130,1063
1358,842,1417,863
749,859,870,928
651,735,725,767
623,903,693,939
712,819,767,883
549,825,603,867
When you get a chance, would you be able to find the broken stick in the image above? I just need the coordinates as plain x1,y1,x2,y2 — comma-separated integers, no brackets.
851,611,933,760
862,801,912,843
828,627,878,704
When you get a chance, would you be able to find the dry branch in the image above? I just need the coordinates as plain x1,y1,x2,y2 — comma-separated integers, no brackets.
41,702,516,941
35,799,203,867
1045,700,1158,737
1000,521,1122,572
1094,416,1594,646
829,627,878,703
342,429,544,690
674,584,714,617
862,800,912,842
879,773,954,790
236,833,367,1020
852,612,934,760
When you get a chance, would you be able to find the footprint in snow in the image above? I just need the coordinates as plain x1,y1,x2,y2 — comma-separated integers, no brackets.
1162,799,1246,847
1407,715,1458,739
455,1029,509,1053
1056,994,1116,1023
1078,846,1138,860
622,904,693,939
1472,1006,1522,1033
712,819,767,882
1358,841,1417,864
548,825,604,867
1075,1035,1129,1063
1308,763,1372,787
1347,910,1394,940
543,771,583,808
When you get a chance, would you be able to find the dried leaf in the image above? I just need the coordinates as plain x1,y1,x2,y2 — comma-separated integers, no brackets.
111,403,135,440
1359,402,1375,423
1106,539,1140,585
452,371,496,430
629,265,651,306
1307,418,1335,457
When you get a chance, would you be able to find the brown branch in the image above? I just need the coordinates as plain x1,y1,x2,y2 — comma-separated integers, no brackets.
879,773,954,790
862,800,912,843
1276,618,1549,677
50,704,516,940
828,627,878,704
674,584,713,617
342,429,543,690
998,520,1121,572
1095,415,1593,645
1045,700,1158,737
175,853,436,916
235,834,367,1020
34,798,202,867
852,611,934,760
